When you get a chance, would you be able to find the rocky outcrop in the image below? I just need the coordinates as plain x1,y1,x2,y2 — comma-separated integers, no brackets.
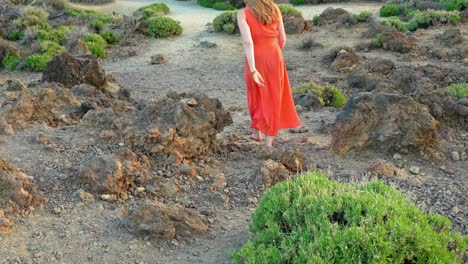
316,7,355,28
78,148,150,195
367,159,400,177
124,202,208,239
283,14,312,34
380,30,416,53
80,93,233,161
331,93,439,153
42,51,107,88
256,159,291,188
67,39,91,57
0,159,46,232
438,28,463,46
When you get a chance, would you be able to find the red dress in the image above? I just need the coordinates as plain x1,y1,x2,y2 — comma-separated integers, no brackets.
244,7,301,136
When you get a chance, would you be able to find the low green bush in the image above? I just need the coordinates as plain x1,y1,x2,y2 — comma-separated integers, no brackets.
353,10,372,22
213,2,236,11
100,31,119,44
446,83,468,99
197,0,215,8
407,10,460,31
67,8,113,32
213,11,238,34
38,26,72,44
84,34,107,57
7,31,24,41
374,33,383,47
290,0,305,5
146,16,183,38
135,3,170,20
442,0,466,11
278,4,302,17
312,15,320,26
25,54,52,72
405,8,417,19
40,41,65,57
382,16,408,32
293,81,347,108
231,172,467,263
2,53,21,71
380,3,401,17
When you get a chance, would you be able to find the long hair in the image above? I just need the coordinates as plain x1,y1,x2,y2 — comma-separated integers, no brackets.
247,0,279,25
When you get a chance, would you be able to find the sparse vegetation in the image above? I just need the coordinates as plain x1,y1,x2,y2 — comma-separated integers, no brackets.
380,3,401,17
382,16,408,32
67,8,113,32
312,15,320,25
374,33,383,47
278,4,302,17
84,33,107,57
213,11,238,34
446,83,468,99
15,6,50,30
353,10,372,22
231,173,467,263
134,3,170,20
146,16,183,38
293,81,347,108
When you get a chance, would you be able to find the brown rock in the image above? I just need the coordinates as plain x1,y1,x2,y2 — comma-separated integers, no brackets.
257,159,292,187
331,49,359,73
381,30,416,53
150,54,165,64
210,173,226,191
36,133,49,145
125,202,208,239
160,181,180,198
0,218,12,233
317,8,351,26
331,93,439,153
439,28,463,46
367,159,400,176
67,39,91,57
42,51,107,88
283,14,305,34
304,20,312,31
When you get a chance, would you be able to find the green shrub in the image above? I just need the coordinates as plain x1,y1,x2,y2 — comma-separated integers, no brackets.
407,10,460,31
231,173,467,264
278,4,302,17
100,31,119,44
353,10,372,22
25,54,52,72
91,19,105,31
67,8,113,32
146,16,183,38
213,2,236,11
197,0,215,8
312,15,320,26
38,26,72,44
446,83,468,99
213,11,238,34
135,3,170,20
15,6,50,30
84,34,107,57
2,53,21,71
40,41,65,57
374,33,383,47
290,0,305,5
293,81,347,108
380,3,401,17
7,31,24,41
405,8,417,19
382,16,408,32
442,0,466,11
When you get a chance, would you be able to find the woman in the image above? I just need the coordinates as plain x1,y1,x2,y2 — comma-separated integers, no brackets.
238,0,301,147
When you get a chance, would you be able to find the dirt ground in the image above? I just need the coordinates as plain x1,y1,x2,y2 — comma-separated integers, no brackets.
0,1,467,263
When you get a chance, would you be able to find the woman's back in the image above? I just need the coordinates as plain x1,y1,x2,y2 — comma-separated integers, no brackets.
244,6,279,42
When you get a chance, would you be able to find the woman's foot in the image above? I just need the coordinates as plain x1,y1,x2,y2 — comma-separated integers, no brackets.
249,130,263,142
265,136,274,147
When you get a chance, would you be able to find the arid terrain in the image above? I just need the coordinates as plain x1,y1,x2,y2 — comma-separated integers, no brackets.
0,0,467,263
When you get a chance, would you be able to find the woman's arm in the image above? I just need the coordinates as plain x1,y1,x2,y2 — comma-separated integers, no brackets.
276,6,286,48
237,9,256,72
237,9,265,86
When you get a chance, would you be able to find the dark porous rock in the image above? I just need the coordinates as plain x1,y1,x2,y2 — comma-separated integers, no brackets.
322,46,354,66
67,39,91,57
42,51,107,88
150,54,166,64
347,69,381,91
294,92,322,110
331,93,439,154
283,14,306,34
330,49,359,73
301,37,324,50
438,28,463,46
125,201,208,239
380,30,416,53
256,159,291,188
317,7,351,26
198,41,217,48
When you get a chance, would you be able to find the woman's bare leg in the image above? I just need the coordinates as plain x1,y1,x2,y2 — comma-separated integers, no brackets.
265,135,274,147
249,129,263,142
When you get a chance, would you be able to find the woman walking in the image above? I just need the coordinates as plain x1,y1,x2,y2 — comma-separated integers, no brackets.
238,0,301,147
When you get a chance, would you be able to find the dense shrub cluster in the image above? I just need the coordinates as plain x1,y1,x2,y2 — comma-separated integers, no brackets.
446,83,468,99
84,33,107,57
134,3,170,20
213,2,237,11
231,173,467,263
293,81,347,108
382,16,408,32
67,8,113,32
407,9,460,31
213,11,238,34
380,3,401,17
100,31,119,44
146,17,183,38
38,25,72,44
24,54,51,72
2,53,20,71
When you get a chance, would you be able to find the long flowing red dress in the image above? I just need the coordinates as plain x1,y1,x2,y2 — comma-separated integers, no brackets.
244,7,301,137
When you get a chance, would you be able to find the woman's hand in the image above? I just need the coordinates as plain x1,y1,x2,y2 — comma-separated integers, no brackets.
253,71,265,87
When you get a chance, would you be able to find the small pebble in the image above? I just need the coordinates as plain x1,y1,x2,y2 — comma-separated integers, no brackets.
450,151,460,161
53,207,62,215
409,166,420,175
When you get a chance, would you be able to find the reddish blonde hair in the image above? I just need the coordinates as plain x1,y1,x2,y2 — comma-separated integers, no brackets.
247,0,279,25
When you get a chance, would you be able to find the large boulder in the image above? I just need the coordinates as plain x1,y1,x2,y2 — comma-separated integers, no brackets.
124,201,208,239
0,159,46,232
317,8,355,27
381,30,416,53
283,14,306,34
256,159,291,188
80,93,233,161
331,93,439,153
42,51,107,88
